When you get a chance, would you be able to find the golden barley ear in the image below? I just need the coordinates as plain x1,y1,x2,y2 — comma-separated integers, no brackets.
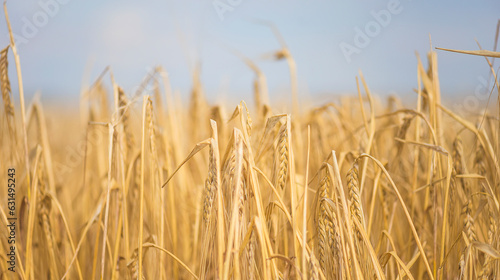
118,87,135,159
316,169,340,278
316,174,329,271
127,248,145,280
37,193,61,280
146,98,158,160
462,201,477,243
275,120,289,190
241,100,252,137
0,45,16,138
203,141,217,225
348,163,364,239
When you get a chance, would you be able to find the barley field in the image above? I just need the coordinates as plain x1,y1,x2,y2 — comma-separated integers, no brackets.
1,5,500,280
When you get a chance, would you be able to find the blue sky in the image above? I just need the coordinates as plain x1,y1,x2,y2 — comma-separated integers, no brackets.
0,0,499,104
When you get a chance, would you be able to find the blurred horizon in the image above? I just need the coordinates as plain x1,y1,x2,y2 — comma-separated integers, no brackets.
0,0,499,106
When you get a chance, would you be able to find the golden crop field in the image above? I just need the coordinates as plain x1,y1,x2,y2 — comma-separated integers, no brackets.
1,4,500,280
